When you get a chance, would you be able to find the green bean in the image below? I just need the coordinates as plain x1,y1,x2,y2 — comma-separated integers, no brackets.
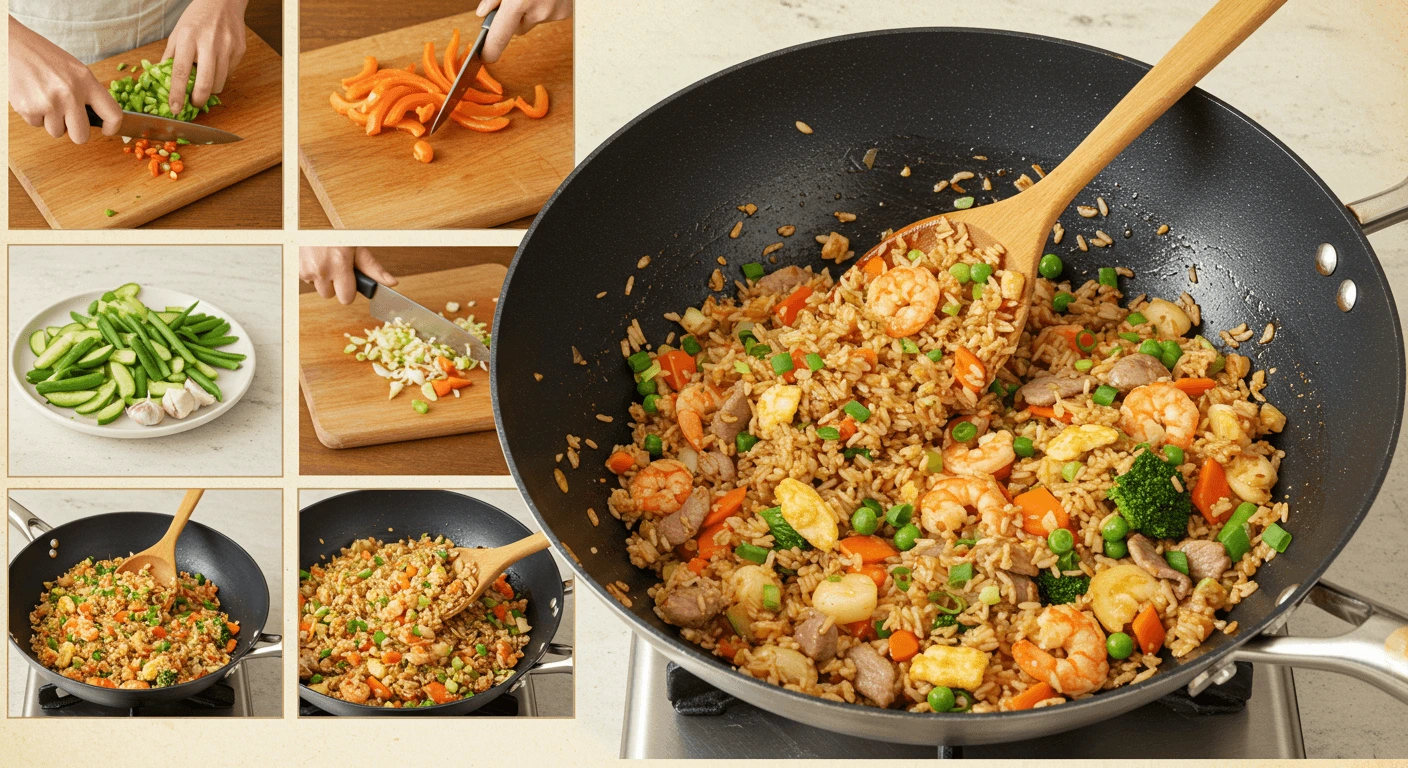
126,333,164,381
133,365,148,397
189,347,241,370
168,301,200,331
186,368,222,402
188,344,245,362
184,317,223,334
96,315,126,350
197,335,238,347
196,320,230,341
145,312,198,366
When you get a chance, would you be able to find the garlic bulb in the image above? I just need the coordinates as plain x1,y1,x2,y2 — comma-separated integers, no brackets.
184,378,217,407
161,387,197,419
125,398,165,426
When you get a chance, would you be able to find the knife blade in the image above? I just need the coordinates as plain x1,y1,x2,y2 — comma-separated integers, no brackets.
426,8,498,135
354,270,492,367
85,105,243,144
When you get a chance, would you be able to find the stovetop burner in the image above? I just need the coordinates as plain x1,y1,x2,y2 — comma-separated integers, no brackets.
39,679,235,715
24,661,254,718
298,690,523,717
622,635,1306,759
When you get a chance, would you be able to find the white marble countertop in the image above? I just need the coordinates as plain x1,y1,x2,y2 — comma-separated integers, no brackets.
7,489,283,717
572,0,1408,759
7,246,283,477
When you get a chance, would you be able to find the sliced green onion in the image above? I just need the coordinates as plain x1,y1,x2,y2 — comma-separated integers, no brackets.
1126,311,1147,325
1075,359,1094,372
901,338,920,354
1061,461,1082,482
843,446,872,460
1098,267,1118,287
951,421,978,443
816,426,841,441
979,585,1001,605
948,562,974,586
972,284,984,301
1118,332,1142,343
926,349,943,362
1165,550,1190,575
761,584,781,612
885,503,914,527
681,335,703,355
942,303,961,317
1262,523,1292,553
735,543,770,563
843,400,871,422
749,343,772,359
771,352,794,375
736,432,759,453
742,263,765,281
627,350,652,373
1092,384,1118,407
805,352,825,371
733,360,751,374
924,449,943,473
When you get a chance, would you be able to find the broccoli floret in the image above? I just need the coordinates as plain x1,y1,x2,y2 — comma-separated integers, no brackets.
1107,449,1192,540
154,669,178,688
217,622,232,646
1037,571,1090,605
933,613,958,628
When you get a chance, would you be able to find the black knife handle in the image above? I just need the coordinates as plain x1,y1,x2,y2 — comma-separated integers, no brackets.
85,105,104,128
354,269,380,299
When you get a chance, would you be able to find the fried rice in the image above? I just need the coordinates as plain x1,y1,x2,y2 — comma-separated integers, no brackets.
30,556,236,689
604,216,1289,713
298,534,531,708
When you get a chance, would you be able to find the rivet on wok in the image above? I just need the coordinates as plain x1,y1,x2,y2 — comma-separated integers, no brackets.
49,549,57,558
49,538,59,548
1337,279,1357,312
1315,243,1337,276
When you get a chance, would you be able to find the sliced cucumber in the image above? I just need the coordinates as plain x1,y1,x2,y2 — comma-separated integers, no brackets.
163,306,187,313
193,359,218,379
101,291,117,302
120,296,147,321
95,398,126,425
33,333,76,369
110,361,136,398
113,282,142,299
149,340,172,361
75,380,118,415
56,322,85,337
70,311,91,324
76,344,114,367
170,356,185,374
44,390,98,407
156,312,180,324
167,371,187,383
84,320,99,331
111,349,137,366
147,380,179,396
45,325,62,336
28,329,48,355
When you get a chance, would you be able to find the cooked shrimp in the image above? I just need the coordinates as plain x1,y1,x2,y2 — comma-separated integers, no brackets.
865,265,941,337
338,676,370,704
1120,383,1198,450
919,475,1011,535
1011,604,1109,696
943,430,1015,476
119,680,151,689
380,597,406,621
629,459,694,516
396,623,435,645
676,384,721,450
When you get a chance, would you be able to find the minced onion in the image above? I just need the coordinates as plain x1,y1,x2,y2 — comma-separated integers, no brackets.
344,316,490,399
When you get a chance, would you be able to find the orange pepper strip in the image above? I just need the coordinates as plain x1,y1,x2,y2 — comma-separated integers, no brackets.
1014,487,1072,536
695,521,730,560
475,65,503,95
346,70,440,100
1025,404,1074,424
606,451,636,475
366,85,412,135
701,486,747,528
1009,682,1058,710
454,98,517,118
421,42,452,92
330,92,365,116
1132,604,1166,654
658,349,697,391
415,103,436,123
838,535,898,564
458,87,503,104
953,346,986,392
514,84,550,118
444,28,462,81
389,118,425,137
449,114,510,132
772,284,813,326
388,92,438,126
1173,378,1217,398
853,562,887,590
1191,457,1233,524
340,56,379,88
888,629,921,662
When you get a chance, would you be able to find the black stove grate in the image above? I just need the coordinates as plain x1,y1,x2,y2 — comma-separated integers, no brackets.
298,692,521,717
39,680,236,716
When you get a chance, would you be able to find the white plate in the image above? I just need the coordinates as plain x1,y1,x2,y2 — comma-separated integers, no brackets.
9,286,256,439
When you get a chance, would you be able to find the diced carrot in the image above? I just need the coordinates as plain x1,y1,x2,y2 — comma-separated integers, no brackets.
492,603,509,621
122,146,132,154
435,356,456,374
443,376,472,390
300,620,313,633
362,550,372,560
367,676,394,700
1014,487,1072,536
424,681,456,704
1132,604,1166,655
449,114,511,132
1010,681,1058,710
1174,378,1217,398
493,573,514,599
359,640,373,652
856,348,878,369
148,157,160,177
606,450,637,475
838,535,898,564
686,557,709,575
88,677,118,689
170,160,184,173
475,65,503,95
696,521,730,560
1192,457,1233,524
1025,404,1074,424
837,416,859,442
992,461,1013,481
781,348,807,383
382,650,402,664
858,253,888,278
659,349,697,391
151,626,167,639
888,629,921,662
702,486,747,528
406,565,418,578
347,652,362,666
227,621,240,636
772,285,814,326
954,346,986,392
163,141,177,152
115,612,128,623
841,620,877,641
1052,326,1081,354
225,639,237,652
432,379,453,397
852,562,887,590
514,84,549,118
716,637,739,661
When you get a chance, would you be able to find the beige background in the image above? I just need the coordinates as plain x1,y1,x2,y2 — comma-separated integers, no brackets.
4,0,1408,764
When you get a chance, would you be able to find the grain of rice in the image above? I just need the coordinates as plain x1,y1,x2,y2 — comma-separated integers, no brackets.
1188,265,1198,283
795,121,813,134
982,177,993,191
1077,234,1089,252
1077,206,1098,218
638,255,652,269
834,211,857,223
934,180,950,193
1097,196,1109,217
1032,163,1046,178
534,372,544,381
1259,323,1275,344
901,166,912,177
738,203,758,216
778,225,796,237
730,221,743,238
1157,224,1170,235
1052,222,1064,243
553,468,569,493
596,291,607,299
625,275,635,295
1014,174,1034,192
596,414,614,423
763,242,784,256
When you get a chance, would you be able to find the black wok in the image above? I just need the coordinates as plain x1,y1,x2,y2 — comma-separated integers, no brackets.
7,499,281,709
297,490,571,716
493,27,1408,744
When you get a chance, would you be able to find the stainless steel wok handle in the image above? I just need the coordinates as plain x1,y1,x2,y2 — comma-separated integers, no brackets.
526,642,575,676
1347,175,1408,234
7,496,52,543
1231,580,1408,704
241,633,283,663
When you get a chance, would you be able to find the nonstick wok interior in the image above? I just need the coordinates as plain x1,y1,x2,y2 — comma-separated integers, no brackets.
7,512,271,707
493,27,1403,738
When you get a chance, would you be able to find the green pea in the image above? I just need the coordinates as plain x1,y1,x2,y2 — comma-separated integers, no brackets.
1138,339,1163,357
1038,253,1063,280
893,523,921,551
970,263,994,284
1101,516,1129,542
1053,292,1075,312
951,421,978,443
948,263,971,284
851,506,879,536
1106,632,1135,660
1013,436,1034,458
1163,445,1185,465
1047,527,1075,554
928,686,956,712
1104,538,1128,559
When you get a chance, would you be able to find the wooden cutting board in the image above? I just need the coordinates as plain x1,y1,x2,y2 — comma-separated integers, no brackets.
299,264,505,449
298,13,573,229
7,28,282,229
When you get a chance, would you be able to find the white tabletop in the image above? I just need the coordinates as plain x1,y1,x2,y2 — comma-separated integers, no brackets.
7,246,282,477
573,0,1408,759
7,489,283,717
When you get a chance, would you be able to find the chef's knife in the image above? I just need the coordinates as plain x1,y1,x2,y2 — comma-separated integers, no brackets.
426,8,498,135
85,105,243,144
354,269,492,366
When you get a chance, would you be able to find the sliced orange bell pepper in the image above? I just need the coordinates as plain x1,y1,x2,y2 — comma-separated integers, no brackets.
424,681,456,704
457,87,503,104
772,284,813,326
838,535,898,564
953,346,986,392
1191,457,1233,524
444,28,463,81
341,56,379,88
606,450,637,475
449,114,511,132
421,42,452,92
1132,604,1166,654
390,118,425,138
366,85,413,135
455,98,518,118
345,70,440,100
781,348,809,383
659,349,697,391
1009,681,1057,711
701,486,747,528
329,92,365,115
475,65,503,95
1173,377,1217,398
1014,487,1072,536
515,84,549,118
387,92,440,126
493,573,514,598
695,521,730,560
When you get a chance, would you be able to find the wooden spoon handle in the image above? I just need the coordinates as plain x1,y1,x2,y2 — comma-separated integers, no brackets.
160,488,204,546
496,531,551,565
1030,0,1288,215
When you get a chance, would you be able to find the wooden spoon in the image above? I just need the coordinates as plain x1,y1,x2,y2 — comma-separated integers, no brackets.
443,531,551,618
862,0,1287,383
116,489,204,588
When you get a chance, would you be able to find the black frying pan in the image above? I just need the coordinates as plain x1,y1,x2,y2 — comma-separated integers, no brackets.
297,490,570,716
7,500,280,709
493,27,1408,744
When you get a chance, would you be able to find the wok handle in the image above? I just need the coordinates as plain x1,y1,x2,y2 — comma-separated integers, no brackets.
240,632,283,663
1230,579,1408,704
525,642,575,676
7,496,52,543
1347,176,1408,235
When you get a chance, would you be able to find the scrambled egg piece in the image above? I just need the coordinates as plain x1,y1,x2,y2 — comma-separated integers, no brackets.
756,385,802,434
774,478,838,552
908,645,989,691
1045,424,1119,461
